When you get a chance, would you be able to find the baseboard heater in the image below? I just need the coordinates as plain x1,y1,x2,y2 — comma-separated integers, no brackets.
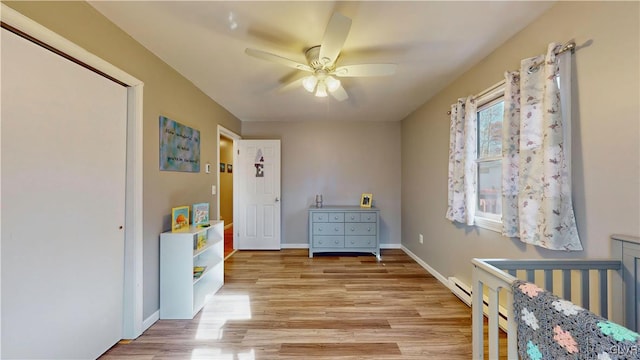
448,276,509,330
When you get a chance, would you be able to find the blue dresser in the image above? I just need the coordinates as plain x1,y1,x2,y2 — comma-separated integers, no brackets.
308,206,380,259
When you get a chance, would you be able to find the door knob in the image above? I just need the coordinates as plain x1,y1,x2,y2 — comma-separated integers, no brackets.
275,196,280,202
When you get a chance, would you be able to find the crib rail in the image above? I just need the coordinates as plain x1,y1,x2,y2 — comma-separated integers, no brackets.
472,258,622,359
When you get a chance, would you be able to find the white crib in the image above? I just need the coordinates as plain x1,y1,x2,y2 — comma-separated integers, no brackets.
471,234,639,359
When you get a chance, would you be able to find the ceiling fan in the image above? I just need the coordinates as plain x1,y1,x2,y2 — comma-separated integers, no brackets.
245,12,397,101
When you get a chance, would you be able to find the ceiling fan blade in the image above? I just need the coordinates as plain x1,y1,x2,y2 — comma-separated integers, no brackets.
333,63,397,77
329,85,349,102
245,48,312,72
278,78,305,93
318,12,352,67
277,71,310,93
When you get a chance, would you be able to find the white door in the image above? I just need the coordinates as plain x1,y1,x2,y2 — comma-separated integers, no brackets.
1,28,126,359
235,140,281,249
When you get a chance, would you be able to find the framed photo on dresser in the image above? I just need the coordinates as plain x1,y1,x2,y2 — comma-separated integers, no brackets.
360,193,372,208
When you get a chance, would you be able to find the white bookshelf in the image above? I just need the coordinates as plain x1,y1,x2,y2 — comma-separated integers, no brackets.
160,220,224,319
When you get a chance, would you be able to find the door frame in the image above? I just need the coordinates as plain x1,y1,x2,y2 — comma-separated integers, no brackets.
216,125,240,246
1,4,145,339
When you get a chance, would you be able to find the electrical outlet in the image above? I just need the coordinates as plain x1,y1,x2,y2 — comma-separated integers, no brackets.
419,234,424,244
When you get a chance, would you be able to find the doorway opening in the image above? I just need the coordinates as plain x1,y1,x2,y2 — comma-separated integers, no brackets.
217,126,240,259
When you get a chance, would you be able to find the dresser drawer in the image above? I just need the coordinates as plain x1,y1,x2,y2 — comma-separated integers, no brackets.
314,236,344,248
308,207,380,259
361,212,377,222
313,223,344,235
344,212,361,222
345,223,376,236
312,212,329,222
346,236,377,248
328,213,345,222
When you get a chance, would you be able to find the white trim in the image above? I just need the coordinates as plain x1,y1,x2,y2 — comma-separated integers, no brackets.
401,245,450,288
224,222,233,230
224,249,238,260
142,311,159,333
279,243,402,250
281,243,309,249
1,4,145,339
381,243,402,249
216,125,240,250
475,79,506,103
474,215,502,233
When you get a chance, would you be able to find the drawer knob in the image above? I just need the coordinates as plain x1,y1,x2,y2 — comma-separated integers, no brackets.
334,240,339,244
351,227,355,231
334,216,339,220
319,228,323,232
367,228,371,232
334,227,339,232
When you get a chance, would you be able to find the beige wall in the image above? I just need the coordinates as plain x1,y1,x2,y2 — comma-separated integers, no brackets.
219,135,234,224
401,1,640,286
242,121,402,246
4,1,242,319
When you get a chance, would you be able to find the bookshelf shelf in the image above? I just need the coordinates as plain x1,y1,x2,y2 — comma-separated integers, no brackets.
160,220,224,319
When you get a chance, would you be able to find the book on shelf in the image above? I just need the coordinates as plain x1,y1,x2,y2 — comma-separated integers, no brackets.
192,202,209,227
171,206,190,232
194,232,208,250
193,266,206,279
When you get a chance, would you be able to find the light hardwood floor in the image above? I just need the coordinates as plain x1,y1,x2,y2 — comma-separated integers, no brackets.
100,249,506,359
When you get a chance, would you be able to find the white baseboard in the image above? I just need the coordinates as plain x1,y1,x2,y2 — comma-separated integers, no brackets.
381,243,402,249
281,243,308,249
142,311,159,333
401,245,450,289
280,243,402,250
224,222,233,230
401,246,509,330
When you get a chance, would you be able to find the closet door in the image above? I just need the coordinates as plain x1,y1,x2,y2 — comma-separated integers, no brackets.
1,28,127,359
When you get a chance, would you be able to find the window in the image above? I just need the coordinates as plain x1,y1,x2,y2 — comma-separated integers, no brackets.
475,88,504,231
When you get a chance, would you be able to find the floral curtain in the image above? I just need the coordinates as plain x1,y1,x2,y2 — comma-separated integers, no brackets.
446,96,477,225
501,43,582,250
501,71,521,238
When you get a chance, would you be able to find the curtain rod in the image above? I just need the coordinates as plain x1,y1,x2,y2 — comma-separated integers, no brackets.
446,40,576,115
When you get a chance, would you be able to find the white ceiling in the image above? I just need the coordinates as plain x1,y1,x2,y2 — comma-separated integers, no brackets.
89,1,554,122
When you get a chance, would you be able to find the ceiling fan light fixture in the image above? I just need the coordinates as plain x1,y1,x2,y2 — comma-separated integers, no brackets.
302,76,318,92
315,82,328,97
325,76,341,92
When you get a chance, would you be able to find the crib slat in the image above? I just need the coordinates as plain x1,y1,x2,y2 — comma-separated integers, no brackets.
544,269,553,291
506,290,518,360
599,269,608,318
488,289,500,360
472,267,484,359
581,269,590,309
526,269,535,282
563,270,572,300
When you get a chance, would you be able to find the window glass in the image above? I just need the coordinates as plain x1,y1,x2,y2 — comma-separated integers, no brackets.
478,160,502,216
477,101,503,158
476,97,504,218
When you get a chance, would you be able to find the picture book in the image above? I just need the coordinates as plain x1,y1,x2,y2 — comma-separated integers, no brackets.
171,206,190,232
193,266,207,279
192,202,209,227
